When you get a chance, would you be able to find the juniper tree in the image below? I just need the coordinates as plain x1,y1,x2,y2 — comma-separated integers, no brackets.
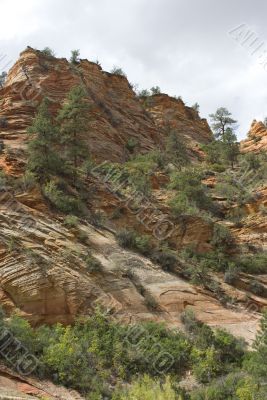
27,98,62,181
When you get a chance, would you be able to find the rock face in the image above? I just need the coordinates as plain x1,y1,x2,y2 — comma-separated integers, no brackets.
143,94,212,159
0,187,259,345
0,47,212,162
0,362,84,399
241,120,267,153
0,47,265,346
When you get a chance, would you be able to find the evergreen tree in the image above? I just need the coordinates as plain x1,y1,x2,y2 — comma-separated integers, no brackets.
27,98,62,181
166,130,190,169
222,127,239,168
209,107,237,139
57,85,90,181
70,49,80,64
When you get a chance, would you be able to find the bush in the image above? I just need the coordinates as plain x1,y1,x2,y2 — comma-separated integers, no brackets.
63,215,79,228
144,293,159,310
84,253,102,273
212,224,234,250
210,163,226,173
43,181,85,215
113,375,179,400
238,252,267,274
76,228,88,244
224,264,239,285
116,229,152,256
126,137,139,153
152,249,178,272
110,66,126,77
249,280,266,296
169,192,198,217
41,47,55,57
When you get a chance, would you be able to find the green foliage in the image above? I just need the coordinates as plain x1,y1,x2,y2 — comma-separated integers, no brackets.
70,49,80,64
249,280,266,296
57,85,90,179
27,98,62,181
211,223,234,250
243,311,267,391
41,47,55,57
224,264,239,285
238,252,267,274
222,128,239,168
63,215,79,228
83,253,102,273
209,107,237,140
150,86,161,95
169,168,213,215
110,66,126,77
126,137,139,153
43,180,85,215
181,310,245,383
116,229,152,256
113,375,179,399
166,131,190,169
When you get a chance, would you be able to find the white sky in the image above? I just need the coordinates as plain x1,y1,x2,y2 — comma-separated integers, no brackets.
1,0,267,139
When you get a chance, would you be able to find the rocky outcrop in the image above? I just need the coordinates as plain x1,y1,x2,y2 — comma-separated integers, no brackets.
0,47,265,348
143,94,213,159
241,120,267,153
0,47,212,163
0,186,260,346
0,362,84,399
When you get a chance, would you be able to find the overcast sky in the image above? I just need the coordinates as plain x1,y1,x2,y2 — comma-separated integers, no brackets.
1,0,267,139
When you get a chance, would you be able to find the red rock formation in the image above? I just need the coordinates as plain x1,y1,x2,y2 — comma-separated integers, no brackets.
143,94,213,159
241,120,267,153
0,47,212,163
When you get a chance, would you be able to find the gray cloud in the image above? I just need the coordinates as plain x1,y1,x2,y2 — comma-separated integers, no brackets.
1,0,267,139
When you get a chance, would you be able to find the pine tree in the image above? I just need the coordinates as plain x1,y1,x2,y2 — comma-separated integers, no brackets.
209,107,237,139
57,85,90,181
27,98,62,181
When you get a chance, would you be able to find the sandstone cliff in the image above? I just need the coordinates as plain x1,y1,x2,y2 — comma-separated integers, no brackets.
241,119,267,153
0,47,212,163
0,47,265,346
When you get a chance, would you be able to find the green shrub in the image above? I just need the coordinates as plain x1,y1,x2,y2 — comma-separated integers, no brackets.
144,293,159,310
126,138,139,153
110,66,126,77
63,215,79,228
116,229,152,256
41,47,55,57
249,280,266,296
152,249,178,272
224,264,239,285
210,163,226,173
43,181,85,215
84,253,102,273
76,228,88,244
113,375,179,400
212,224,234,250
